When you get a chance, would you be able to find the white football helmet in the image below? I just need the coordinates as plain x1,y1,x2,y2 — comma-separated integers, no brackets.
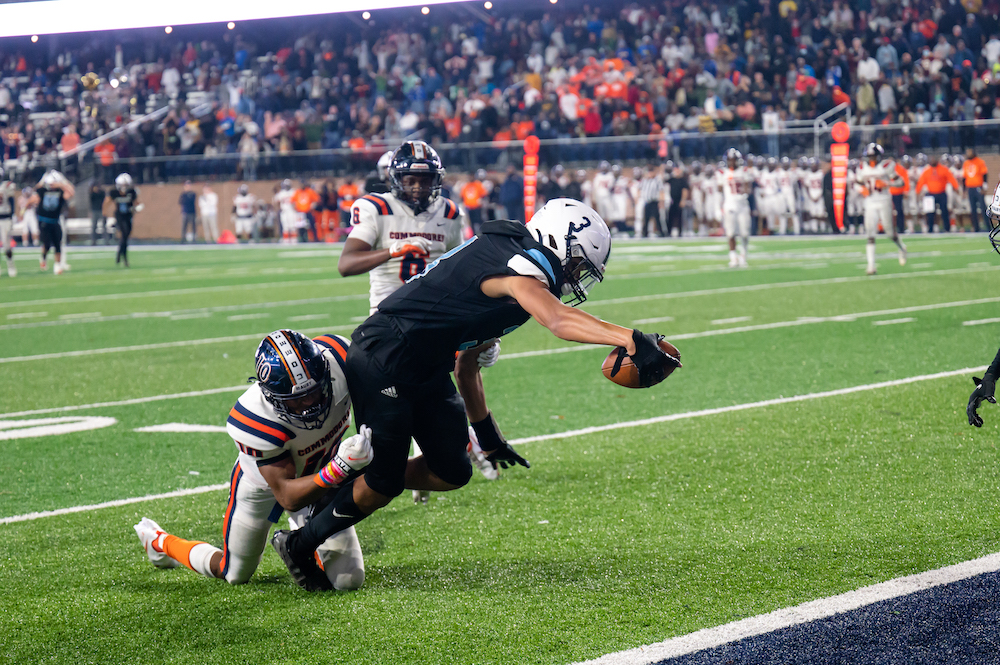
41,170,61,187
376,150,393,181
115,173,132,190
525,198,611,307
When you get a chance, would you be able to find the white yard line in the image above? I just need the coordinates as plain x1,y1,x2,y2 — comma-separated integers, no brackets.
227,313,270,321
963,317,1000,326
570,551,1000,665
0,364,983,524
0,385,249,419
711,316,751,325
7,311,47,320
631,316,675,325
872,318,915,326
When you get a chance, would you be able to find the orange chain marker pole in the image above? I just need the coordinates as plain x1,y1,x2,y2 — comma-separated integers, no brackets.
830,121,850,231
523,135,540,222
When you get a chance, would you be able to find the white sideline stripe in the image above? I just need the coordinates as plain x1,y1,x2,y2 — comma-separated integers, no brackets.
0,484,230,525
0,293,367,331
287,313,330,322
227,313,270,321
631,316,675,325
58,312,101,320
963,317,1000,326
711,316,751,325
500,296,1000,361
571,551,1000,665
0,365,985,525
586,265,1000,307
7,311,47,319
508,366,985,445
872,317,915,326
133,423,228,433
0,324,354,364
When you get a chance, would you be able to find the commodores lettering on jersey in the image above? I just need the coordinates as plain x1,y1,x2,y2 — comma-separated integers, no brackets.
388,231,446,243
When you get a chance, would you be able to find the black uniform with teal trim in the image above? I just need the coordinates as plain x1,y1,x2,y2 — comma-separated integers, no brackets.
345,220,563,498
110,188,137,264
36,186,67,252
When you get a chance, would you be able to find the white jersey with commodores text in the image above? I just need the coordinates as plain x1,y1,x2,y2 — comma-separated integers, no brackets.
225,333,353,491
719,167,753,210
349,191,464,314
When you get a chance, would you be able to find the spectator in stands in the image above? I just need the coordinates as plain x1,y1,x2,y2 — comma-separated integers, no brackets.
179,181,197,243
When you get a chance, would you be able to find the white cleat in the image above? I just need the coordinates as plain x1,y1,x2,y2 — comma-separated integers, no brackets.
53,263,63,275
412,490,430,505
468,426,499,481
6,261,15,278
899,248,907,266
133,517,181,569
39,259,47,272
866,267,877,276
737,255,748,268
727,257,739,268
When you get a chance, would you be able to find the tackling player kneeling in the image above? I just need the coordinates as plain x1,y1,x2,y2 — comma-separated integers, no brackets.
271,198,680,590
855,143,907,275
134,330,372,592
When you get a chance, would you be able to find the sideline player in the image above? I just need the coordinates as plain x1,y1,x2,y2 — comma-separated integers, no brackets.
801,158,826,234
0,167,16,277
134,330,372,591
337,140,499,496
776,157,799,235
855,143,906,274
29,171,74,275
365,150,393,195
272,198,681,590
233,184,256,242
719,148,753,267
756,157,780,235
274,179,296,243
108,173,142,267
592,161,615,223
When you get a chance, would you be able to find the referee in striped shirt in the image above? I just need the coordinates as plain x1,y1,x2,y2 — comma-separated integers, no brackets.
637,166,664,238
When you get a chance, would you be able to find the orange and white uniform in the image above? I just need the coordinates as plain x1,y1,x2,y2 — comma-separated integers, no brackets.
348,191,464,314
856,159,901,237
219,333,363,587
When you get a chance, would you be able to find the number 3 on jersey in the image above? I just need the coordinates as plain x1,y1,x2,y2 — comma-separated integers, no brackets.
399,252,426,280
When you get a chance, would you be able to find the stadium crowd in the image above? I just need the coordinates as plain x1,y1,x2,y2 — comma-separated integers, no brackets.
3,0,1000,178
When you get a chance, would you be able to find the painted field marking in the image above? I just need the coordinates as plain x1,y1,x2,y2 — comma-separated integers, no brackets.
227,313,270,321
133,423,228,433
570,551,1000,665
0,293,368,332
0,364,984,525
288,313,330,322
711,316,751,325
58,312,101,320
0,416,118,441
872,318,915,326
0,385,248,419
963,317,1000,326
7,311,47,320
632,316,675,325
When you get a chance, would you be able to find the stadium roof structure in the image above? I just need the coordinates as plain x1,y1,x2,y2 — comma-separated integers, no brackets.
0,0,467,38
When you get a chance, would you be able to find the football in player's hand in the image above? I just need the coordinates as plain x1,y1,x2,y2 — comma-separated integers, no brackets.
602,339,681,389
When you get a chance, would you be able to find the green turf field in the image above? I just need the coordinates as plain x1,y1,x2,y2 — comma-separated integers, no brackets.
2,235,999,665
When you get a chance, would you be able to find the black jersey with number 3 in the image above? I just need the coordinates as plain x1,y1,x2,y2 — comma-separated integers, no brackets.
353,220,564,381
110,188,138,220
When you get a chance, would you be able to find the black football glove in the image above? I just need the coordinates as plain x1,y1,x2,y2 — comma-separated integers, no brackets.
486,443,531,470
471,412,530,470
967,376,997,427
630,329,682,388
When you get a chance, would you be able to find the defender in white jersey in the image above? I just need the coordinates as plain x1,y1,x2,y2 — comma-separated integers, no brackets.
592,161,616,222
232,184,256,241
701,164,722,230
719,148,753,267
273,179,296,242
338,140,499,493
757,157,781,234
855,143,907,274
902,155,920,232
0,168,17,276
134,330,372,591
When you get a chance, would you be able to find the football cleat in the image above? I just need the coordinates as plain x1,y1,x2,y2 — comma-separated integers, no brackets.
270,529,333,592
737,255,748,268
53,263,63,275
133,517,181,569
867,267,877,276
412,489,430,504
39,259,46,271
4,259,14,278
899,247,907,266
728,256,739,268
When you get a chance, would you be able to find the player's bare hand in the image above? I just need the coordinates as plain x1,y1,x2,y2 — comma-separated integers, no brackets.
967,377,996,428
389,236,431,258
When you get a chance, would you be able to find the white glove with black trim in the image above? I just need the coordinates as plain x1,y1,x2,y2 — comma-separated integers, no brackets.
477,339,501,368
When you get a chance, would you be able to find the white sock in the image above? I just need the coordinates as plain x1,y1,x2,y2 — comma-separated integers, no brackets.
740,237,749,256
188,543,221,578
729,249,737,263
866,243,876,269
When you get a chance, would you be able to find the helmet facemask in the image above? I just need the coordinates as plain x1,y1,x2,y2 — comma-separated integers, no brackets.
560,225,606,307
261,371,333,430
391,171,441,214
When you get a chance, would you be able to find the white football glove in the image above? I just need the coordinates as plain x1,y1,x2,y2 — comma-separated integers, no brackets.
134,203,145,212
315,425,373,487
389,236,431,258
477,339,501,368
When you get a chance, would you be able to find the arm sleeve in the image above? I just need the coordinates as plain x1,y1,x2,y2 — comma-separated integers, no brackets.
346,199,380,247
983,346,1000,384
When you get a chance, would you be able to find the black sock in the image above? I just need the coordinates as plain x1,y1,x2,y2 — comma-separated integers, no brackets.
291,480,367,558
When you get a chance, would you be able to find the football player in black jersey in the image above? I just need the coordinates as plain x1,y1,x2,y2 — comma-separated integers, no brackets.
109,173,142,267
272,198,680,590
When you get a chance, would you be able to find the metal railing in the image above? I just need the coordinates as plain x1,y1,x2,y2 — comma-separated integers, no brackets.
63,118,1000,185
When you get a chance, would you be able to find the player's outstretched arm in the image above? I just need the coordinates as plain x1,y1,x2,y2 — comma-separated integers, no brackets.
968,347,1000,427
483,275,636,352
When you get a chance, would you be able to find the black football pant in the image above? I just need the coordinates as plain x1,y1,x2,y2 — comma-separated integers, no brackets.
116,218,132,265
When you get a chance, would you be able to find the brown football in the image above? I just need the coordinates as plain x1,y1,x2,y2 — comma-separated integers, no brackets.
601,339,681,389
